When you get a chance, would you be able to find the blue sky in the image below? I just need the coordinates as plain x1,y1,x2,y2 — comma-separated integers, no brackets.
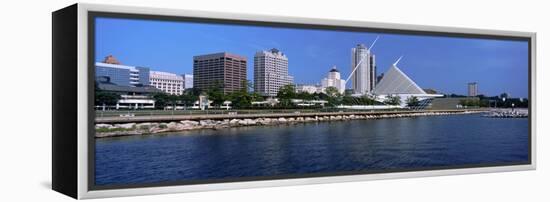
95,17,529,98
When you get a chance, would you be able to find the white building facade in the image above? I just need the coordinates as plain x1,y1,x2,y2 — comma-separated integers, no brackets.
372,59,442,107
351,44,376,95
149,71,185,95
321,66,346,94
254,48,294,97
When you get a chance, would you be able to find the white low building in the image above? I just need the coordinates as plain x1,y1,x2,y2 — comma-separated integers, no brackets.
149,71,185,95
95,83,161,110
116,95,155,109
252,98,280,107
291,99,328,107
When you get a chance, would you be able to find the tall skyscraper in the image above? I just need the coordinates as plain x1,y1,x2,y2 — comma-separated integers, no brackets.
468,82,478,97
254,48,293,97
321,66,346,94
193,52,247,94
351,44,376,95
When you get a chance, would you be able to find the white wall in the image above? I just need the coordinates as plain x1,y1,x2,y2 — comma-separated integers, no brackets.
0,0,547,201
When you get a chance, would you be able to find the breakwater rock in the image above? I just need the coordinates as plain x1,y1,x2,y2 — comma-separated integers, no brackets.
95,111,482,138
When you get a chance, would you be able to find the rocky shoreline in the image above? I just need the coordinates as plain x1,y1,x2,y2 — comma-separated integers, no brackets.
95,111,483,138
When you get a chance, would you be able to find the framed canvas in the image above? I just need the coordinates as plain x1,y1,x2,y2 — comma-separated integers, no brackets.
52,3,536,199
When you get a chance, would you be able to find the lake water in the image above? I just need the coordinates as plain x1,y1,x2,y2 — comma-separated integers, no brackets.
94,114,529,186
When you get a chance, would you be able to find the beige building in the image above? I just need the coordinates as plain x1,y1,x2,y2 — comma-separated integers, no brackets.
149,71,185,95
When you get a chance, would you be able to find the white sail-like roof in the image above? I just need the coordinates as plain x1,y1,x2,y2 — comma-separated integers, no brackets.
373,64,426,95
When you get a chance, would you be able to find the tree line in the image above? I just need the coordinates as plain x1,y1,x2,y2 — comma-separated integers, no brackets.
95,80,406,110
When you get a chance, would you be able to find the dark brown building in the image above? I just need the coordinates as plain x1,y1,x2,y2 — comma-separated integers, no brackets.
193,52,247,94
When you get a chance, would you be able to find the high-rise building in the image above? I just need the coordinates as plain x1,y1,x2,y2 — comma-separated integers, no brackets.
254,48,293,97
149,71,185,95
95,55,150,87
321,66,346,94
351,44,376,95
193,52,247,94
183,74,193,89
468,82,478,97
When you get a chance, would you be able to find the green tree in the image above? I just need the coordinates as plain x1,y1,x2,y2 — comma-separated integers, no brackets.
459,99,467,107
185,87,202,96
358,95,376,105
179,93,198,108
341,94,377,106
406,96,420,107
277,84,296,99
151,93,171,109
94,82,120,108
323,87,342,106
206,81,225,106
459,99,481,107
167,94,180,109
277,85,296,107
296,91,314,100
227,92,250,108
324,86,340,97
384,95,401,105
341,95,356,105
95,91,120,107
250,92,264,102
224,80,257,109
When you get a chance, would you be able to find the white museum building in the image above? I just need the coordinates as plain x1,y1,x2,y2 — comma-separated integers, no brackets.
372,57,443,107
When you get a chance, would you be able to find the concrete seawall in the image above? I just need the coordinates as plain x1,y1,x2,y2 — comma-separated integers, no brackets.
95,109,486,124
95,109,487,138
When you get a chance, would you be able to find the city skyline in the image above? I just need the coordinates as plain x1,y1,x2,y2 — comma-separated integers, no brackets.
95,17,529,98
